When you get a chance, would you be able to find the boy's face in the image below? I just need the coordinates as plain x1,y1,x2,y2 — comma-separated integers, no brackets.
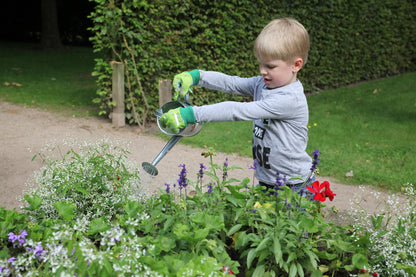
258,58,301,89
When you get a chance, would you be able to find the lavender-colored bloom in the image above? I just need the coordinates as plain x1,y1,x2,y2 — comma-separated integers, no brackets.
7,257,16,264
32,244,45,260
249,160,258,170
222,158,229,181
310,149,320,171
207,183,213,194
198,163,206,180
165,183,171,194
8,230,27,248
177,164,187,190
274,171,284,195
253,209,256,214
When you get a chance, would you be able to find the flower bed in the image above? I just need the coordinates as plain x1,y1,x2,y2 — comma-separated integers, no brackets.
0,140,415,276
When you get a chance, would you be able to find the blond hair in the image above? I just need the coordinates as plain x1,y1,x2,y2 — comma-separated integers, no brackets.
254,18,310,64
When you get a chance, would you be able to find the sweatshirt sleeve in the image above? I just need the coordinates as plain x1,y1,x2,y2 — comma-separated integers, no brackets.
198,70,259,97
193,80,308,124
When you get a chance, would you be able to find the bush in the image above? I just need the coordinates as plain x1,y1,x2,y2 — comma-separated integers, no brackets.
22,138,147,222
88,0,416,125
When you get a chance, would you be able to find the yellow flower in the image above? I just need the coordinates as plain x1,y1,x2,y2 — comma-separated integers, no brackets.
254,202,262,209
263,203,273,210
314,123,317,126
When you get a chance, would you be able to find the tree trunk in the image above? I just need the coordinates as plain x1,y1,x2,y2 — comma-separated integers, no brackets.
41,0,63,49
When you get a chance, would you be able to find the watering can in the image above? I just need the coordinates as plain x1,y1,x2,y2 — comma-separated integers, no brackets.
141,94,203,176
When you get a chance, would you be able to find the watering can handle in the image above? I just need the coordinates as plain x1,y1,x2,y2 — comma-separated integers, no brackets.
175,80,193,105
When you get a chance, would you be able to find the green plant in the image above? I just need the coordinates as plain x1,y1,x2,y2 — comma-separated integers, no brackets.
349,183,416,276
23,138,147,222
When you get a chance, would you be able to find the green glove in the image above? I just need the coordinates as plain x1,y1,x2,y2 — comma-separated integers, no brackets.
173,70,200,100
159,106,196,134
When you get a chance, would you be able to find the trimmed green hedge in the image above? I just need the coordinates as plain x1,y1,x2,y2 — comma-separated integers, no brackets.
88,0,416,125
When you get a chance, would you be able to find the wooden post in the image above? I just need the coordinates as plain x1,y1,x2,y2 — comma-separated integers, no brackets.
111,61,125,128
159,79,172,107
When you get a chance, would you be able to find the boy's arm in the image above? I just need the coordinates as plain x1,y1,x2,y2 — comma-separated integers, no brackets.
198,71,259,97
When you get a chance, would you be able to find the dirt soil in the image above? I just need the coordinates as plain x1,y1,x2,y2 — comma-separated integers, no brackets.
0,101,390,220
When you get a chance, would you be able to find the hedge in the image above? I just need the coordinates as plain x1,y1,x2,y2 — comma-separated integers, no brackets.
88,0,416,126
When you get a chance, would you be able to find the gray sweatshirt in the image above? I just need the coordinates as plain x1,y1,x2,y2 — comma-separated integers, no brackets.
193,70,313,185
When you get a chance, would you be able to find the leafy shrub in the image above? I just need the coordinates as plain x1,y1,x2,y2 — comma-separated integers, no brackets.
22,138,147,222
349,183,416,276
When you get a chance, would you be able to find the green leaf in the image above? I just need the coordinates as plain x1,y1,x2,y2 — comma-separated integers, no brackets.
252,265,265,276
310,269,324,277
351,253,368,269
297,263,305,277
227,224,243,236
24,194,43,210
53,201,76,221
194,228,210,241
396,263,416,274
88,217,110,235
273,236,283,265
247,249,256,269
289,263,297,277
255,236,271,253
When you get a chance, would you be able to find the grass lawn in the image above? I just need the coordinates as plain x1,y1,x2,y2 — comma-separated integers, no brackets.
1,42,415,192
0,41,98,117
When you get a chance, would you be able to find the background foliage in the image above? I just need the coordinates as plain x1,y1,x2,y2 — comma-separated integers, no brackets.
88,0,416,125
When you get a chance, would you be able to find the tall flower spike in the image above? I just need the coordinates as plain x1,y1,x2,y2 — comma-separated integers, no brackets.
165,183,171,194
310,149,320,172
198,163,206,180
223,157,229,182
274,171,284,195
177,164,187,190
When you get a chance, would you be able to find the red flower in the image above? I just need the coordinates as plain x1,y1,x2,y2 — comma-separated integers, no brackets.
222,265,235,275
307,181,326,202
307,181,336,202
372,273,378,277
322,182,336,201
360,269,366,273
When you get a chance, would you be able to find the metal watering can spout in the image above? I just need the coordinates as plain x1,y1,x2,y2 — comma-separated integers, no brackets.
142,94,203,176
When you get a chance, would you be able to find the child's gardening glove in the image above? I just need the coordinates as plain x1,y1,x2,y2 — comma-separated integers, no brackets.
159,106,195,134
173,70,200,100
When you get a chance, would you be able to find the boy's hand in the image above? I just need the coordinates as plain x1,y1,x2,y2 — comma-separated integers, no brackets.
173,70,200,100
159,107,196,134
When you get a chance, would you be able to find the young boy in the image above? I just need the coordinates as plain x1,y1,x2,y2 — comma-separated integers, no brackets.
160,18,314,191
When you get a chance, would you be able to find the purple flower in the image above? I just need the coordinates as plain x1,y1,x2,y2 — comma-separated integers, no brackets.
177,164,187,190
198,163,206,180
310,149,320,171
26,244,45,261
8,230,27,248
207,183,213,194
274,171,284,195
7,257,16,264
165,183,171,194
249,160,258,170
222,158,229,181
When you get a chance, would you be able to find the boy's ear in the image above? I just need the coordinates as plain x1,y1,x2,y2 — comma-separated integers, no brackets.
292,58,303,73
